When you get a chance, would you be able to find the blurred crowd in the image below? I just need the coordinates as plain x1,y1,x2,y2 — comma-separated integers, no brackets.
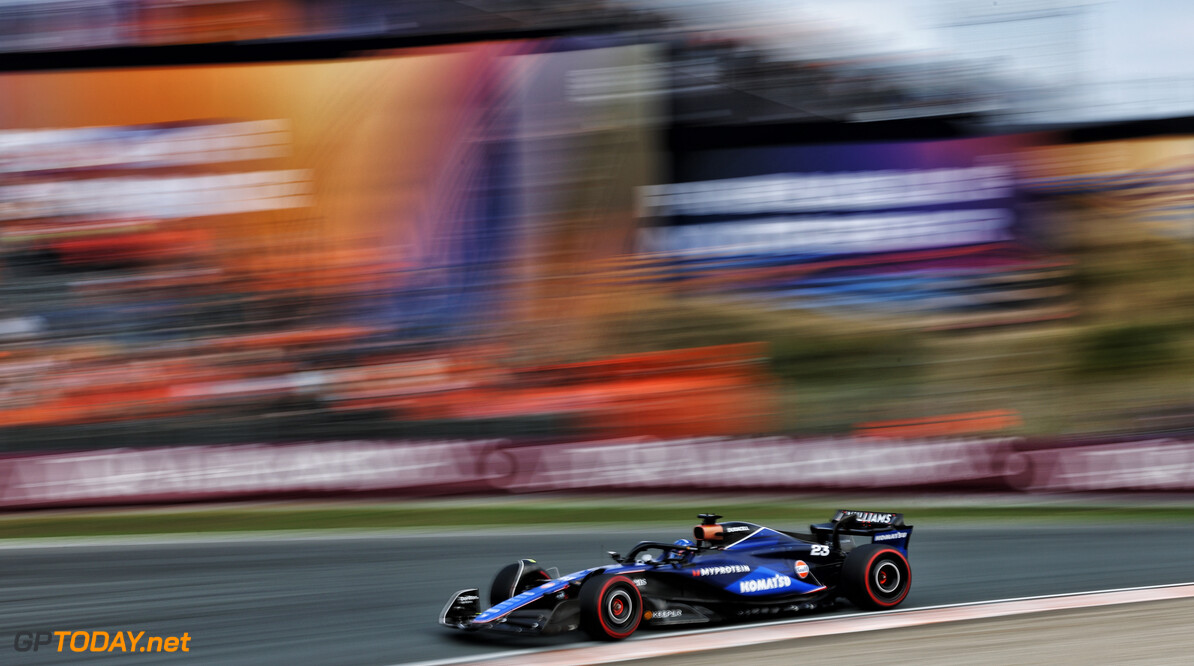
1,0,1190,451
0,0,649,51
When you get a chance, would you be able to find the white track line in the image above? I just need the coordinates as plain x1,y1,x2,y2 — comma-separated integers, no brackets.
405,582,1194,666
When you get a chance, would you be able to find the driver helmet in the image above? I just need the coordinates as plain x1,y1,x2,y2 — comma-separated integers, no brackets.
670,538,694,559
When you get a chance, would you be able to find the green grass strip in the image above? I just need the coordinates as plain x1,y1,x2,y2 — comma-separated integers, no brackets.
3,500,1194,539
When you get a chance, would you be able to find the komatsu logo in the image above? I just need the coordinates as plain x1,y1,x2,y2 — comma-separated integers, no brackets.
873,531,909,542
738,574,791,593
842,511,894,524
692,564,751,577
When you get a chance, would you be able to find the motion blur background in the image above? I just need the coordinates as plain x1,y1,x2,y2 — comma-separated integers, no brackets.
0,0,1191,504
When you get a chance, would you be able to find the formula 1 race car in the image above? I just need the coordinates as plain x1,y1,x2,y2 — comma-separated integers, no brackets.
439,509,912,640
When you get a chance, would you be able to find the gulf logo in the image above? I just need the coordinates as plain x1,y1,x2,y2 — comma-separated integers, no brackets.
794,560,810,579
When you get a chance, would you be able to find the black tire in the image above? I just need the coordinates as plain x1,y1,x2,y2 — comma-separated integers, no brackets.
841,543,911,610
579,574,643,641
489,558,551,606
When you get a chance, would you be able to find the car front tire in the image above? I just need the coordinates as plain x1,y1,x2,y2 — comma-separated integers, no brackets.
579,574,643,641
489,558,551,606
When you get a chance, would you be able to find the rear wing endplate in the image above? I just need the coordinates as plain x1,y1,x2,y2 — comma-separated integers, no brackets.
809,509,913,549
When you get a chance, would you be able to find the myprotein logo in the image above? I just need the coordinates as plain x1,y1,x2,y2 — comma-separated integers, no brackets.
13,630,191,653
691,564,751,577
738,573,791,594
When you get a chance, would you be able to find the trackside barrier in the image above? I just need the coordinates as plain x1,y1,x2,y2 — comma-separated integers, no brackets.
2,436,1194,508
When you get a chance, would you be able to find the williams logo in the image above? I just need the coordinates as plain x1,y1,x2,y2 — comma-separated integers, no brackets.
840,511,894,524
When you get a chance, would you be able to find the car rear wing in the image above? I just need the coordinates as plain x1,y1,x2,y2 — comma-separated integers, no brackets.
809,510,913,550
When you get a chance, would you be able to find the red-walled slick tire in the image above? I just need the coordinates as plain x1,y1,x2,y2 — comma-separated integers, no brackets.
579,574,643,641
841,543,911,610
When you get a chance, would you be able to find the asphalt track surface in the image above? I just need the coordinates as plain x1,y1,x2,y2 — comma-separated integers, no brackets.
3,522,1194,665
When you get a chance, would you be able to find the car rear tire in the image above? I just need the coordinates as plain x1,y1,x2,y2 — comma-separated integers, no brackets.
579,574,643,641
841,543,911,610
489,558,551,606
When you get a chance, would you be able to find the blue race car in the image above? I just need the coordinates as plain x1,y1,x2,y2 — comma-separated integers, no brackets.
439,510,913,640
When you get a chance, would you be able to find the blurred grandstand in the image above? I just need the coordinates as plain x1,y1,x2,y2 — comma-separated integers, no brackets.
0,0,1191,454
